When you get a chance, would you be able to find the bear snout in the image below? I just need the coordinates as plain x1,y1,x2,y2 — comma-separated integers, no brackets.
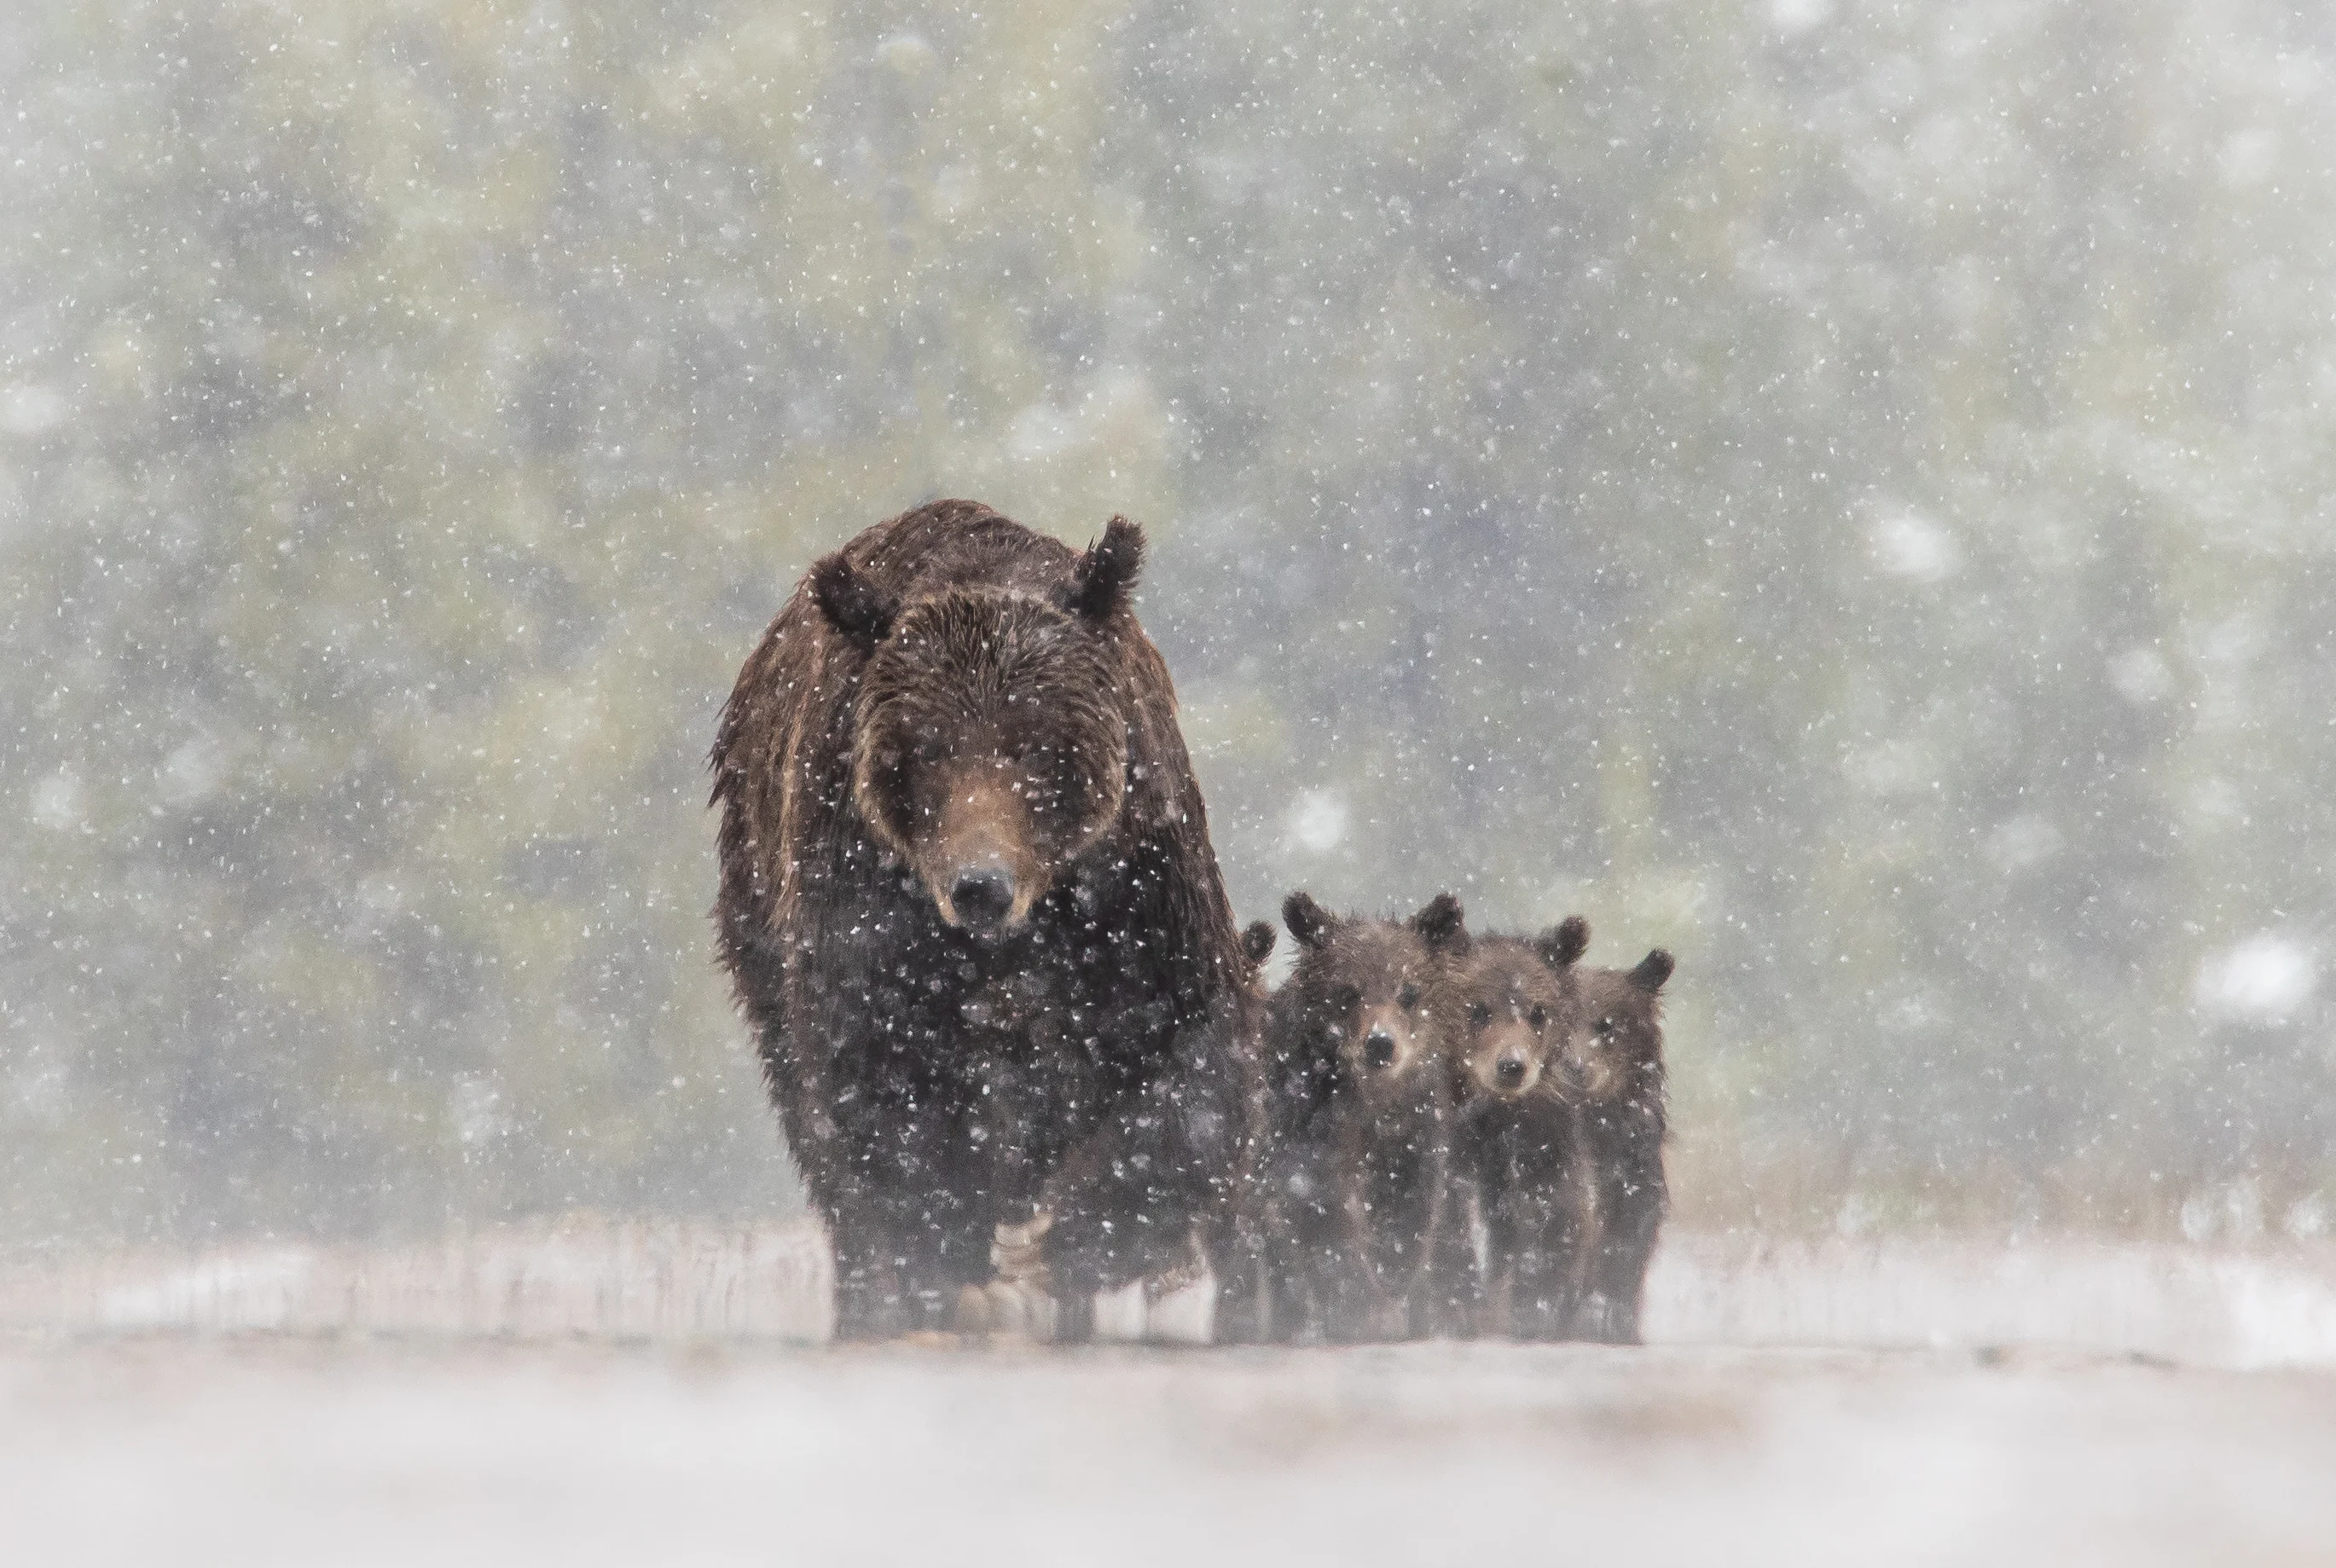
948,865,1017,934
1471,1027,1544,1097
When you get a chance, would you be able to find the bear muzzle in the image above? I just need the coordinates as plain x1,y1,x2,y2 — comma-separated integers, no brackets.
1471,1026,1546,1098
919,774,1045,934
948,865,1017,934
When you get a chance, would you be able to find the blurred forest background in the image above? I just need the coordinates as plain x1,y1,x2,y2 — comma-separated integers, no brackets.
3,0,2333,1250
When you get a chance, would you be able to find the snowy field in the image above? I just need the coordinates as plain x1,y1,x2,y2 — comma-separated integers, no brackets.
5,1222,2336,1565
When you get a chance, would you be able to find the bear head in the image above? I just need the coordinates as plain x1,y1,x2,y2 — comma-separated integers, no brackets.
814,519,1143,935
1281,890,1469,1107
1568,948,1673,1103
1435,915,1590,1104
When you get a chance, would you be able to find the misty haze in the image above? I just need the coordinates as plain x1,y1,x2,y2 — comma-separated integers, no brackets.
3,2,2333,1563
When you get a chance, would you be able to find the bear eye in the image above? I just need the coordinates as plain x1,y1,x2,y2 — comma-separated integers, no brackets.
1330,985,1363,1018
1468,1001,1492,1028
1528,1004,1548,1031
1397,982,1420,1011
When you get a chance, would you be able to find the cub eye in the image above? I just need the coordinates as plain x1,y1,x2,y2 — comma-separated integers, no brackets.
1330,986,1363,1017
1528,1004,1548,1031
1398,982,1421,1011
1468,1002,1492,1028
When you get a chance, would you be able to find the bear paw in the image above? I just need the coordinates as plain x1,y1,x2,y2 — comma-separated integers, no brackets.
990,1210,1055,1293
955,1212,1060,1341
952,1278,1059,1341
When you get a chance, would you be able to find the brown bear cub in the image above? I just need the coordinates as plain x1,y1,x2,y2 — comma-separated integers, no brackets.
1257,891,1471,1342
710,500,1259,1341
1435,915,1593,1339
1568,948,1675,1344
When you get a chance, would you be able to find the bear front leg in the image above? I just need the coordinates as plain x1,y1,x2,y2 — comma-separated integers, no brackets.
828,1203,923,1341
822,1141,993,1339
1320,1253,1388,1344
1477,1193,1528,1339
1500,1189,1588,1341
1035,1014,1245,1324
1421,1166,1484,1340
1203,1206,1270,1345
1263,1205,1341,1345
1254,1143,1337,1343
1580,1160,1666,1344
953,1212,1071,1340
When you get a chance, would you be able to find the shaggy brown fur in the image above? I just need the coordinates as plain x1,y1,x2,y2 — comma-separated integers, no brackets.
1568,949,1674,1344
710,500,1256,1340
1257,891,1472,1342
1435,916,1592,1340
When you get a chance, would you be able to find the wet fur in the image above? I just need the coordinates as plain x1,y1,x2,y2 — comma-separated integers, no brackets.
1256,894,1471,1342
1437,929,1592,1340
1570,952,1673,1344
710,500,1256,1339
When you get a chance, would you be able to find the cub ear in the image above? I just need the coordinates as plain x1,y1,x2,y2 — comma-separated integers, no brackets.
1061,516,1144,622
1282,891,1336,950
1411,892,1468,953
1537,915,1591,971
809,553,899,652
1239,920,1278,971
1629,948,1674,994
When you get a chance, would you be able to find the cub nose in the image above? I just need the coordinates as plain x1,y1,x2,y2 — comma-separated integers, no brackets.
949,868,1015,932
1362,1030,1398,1070
1495,1055,1528,1088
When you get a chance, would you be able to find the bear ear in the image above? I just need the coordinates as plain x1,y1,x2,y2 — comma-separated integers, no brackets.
1537,915,1591,971
1629,948,1674,994
1411,892,1468,954
1283,891,1336,950
1060,516,1144,623
1240,920,1278,971
809,553,899,653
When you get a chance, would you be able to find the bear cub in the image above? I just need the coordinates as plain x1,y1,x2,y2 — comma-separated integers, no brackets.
1435,914,1593,1339
1258,890,1470,1342
1568,948,1675,1344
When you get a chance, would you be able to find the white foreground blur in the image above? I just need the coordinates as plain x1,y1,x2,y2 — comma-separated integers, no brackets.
5,1224,2336,1564
3,1334,2333,1567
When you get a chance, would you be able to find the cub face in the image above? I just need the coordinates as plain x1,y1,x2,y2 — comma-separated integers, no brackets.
1569,948,1673,1103
1435,916,1591,1104
1280,890,1469,1108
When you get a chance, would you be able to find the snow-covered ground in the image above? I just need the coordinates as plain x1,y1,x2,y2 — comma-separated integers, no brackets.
4,1334,2333,1566
5,1222,2335,1565
12,1218,2336,1367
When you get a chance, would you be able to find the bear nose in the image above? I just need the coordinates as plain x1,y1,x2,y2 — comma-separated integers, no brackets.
1495,1056,1527,1088
1362,1030,1398,1070
949,868,1015,932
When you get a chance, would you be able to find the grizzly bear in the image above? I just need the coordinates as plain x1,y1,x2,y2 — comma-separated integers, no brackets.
1256,890,1473,1342
709,499,1258,1340
1436,915,1592,1339
1568,948,1675,1344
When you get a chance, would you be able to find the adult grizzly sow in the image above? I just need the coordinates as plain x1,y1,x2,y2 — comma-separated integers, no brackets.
710,500,1256,1340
